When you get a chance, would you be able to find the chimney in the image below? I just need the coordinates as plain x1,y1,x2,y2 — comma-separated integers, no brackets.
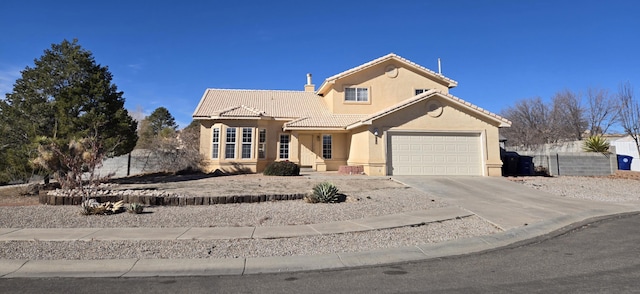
304,73,315,92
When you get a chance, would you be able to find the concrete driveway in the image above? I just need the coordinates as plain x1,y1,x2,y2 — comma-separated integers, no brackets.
393,176,632,230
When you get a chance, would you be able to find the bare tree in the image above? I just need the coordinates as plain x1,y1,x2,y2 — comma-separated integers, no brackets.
586,88,618,136
146,121,204,173
128,105,147,124
618,82,640,156
31,137,107,201
500,97,553,148
551,90,587,140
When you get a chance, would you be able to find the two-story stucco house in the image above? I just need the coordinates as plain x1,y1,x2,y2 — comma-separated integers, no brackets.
192,53,511,176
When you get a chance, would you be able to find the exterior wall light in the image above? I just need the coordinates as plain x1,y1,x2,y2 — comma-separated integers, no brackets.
373,128,379,145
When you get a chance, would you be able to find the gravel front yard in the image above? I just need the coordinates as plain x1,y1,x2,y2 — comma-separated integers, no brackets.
1,172,639,260
511,175,640,202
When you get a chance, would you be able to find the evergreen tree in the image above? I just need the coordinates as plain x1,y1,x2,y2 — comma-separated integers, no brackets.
0,39,138,183
147,107,177,135
136,107,177,149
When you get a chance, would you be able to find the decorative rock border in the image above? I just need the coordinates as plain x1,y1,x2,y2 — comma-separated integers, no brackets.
39,193,306,206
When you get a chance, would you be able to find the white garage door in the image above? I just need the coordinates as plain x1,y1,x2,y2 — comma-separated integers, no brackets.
389,132,482,176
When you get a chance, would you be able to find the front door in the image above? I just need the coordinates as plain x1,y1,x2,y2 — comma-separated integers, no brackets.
299,135,315,167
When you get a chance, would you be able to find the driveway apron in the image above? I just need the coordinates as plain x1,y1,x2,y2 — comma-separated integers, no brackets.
393,176,631,230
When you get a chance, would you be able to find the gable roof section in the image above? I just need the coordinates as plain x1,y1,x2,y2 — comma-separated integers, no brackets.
193,57,509,130
284,114,367,130
214,105,265,117
193,89,367,130
192,88,510,129
345,90,512,129
316,53,458,95
192,89,330,119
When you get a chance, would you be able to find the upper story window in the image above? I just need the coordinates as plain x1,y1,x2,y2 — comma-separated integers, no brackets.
345,87,369,102
415,89,430,95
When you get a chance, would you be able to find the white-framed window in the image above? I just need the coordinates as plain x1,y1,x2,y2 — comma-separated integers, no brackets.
415,89,429,95
345,87,369,102
258,129,266,159
211,128,220,159
241,128,252,159
279,134,290,159
322,134,332,159
225,127,236,159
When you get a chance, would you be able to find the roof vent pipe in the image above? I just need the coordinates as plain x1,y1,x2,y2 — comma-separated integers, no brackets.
304,73,315,92
437,58,442,75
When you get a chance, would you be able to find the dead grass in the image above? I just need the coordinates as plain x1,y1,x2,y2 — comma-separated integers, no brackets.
0,186,41,206
606,170,640,181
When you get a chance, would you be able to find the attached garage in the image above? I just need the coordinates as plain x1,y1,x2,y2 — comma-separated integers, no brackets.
388,132,482,176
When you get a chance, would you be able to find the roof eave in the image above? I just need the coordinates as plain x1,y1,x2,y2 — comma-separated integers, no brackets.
440,93,512,127
212,116,264,120
345,121,372,130
191,89,212,118
316,53,458,94
283,126,349,132
316,80,336,95
355,90,438,125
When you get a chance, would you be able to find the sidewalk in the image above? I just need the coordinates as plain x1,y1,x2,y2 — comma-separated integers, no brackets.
2,176,639,278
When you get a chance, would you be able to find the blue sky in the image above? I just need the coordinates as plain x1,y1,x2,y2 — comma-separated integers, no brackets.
1,0,639,128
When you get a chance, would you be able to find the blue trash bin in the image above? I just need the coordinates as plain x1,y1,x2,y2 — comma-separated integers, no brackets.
617,155,633,170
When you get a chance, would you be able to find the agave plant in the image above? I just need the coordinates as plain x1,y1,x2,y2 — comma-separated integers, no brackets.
583,136,610,153
127,203,144,214
80,199,100,215
308,182,340,203
80,199,125,215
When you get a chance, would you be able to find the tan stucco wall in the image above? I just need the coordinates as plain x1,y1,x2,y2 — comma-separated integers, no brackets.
198,119,289,173
199,120,353,173
290,131,349,171
199,101,503,176
322,59,451,114
346,97,503,176
346,126,387,176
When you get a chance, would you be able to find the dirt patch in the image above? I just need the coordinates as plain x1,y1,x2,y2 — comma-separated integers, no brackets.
606,170,640,181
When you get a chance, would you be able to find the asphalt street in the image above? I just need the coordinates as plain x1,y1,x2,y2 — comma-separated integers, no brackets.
2,212,640,293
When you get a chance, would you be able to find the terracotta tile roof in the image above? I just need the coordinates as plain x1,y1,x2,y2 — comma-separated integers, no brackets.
193,88,510,130
317,53,458,94
192,89,330,119
214,105,265,117
193,89,367,130
285,114,367,129
439,91,512,127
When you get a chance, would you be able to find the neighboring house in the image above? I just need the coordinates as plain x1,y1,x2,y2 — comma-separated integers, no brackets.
192,53,511,176
610,135,640,171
